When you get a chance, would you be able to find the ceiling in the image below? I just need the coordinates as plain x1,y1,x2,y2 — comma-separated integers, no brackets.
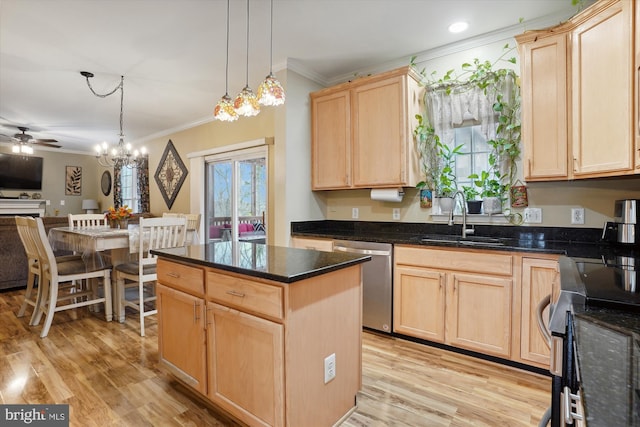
0,0,580,154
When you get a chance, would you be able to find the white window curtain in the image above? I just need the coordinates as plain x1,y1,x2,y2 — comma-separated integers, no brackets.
424,73,517,146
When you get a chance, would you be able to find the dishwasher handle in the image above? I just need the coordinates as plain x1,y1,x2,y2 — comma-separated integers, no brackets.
333,245,391,257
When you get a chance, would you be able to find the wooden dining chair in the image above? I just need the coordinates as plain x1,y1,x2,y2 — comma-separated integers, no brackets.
15,216,82,325
163,212,201,243
115,216,187,336
68,213,108,228
27,216,113,338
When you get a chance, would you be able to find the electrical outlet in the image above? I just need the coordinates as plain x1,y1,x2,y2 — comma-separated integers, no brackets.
46,200,51,205
523,207,542,224
571,208,585,225
392,208,400,220
60,200,65,206
324,353,336,384
351,208,359,219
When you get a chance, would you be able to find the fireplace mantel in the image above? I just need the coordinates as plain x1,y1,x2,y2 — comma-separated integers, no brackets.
0,199,46,216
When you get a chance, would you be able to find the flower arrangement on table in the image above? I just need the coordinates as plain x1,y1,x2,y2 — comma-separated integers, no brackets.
106,205,133,228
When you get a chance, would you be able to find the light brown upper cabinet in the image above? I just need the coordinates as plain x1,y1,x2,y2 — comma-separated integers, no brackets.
310,66,422,190
518,33,569,180
516,0,636,181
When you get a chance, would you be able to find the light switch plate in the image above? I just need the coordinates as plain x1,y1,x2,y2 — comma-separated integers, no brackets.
523,207,542,224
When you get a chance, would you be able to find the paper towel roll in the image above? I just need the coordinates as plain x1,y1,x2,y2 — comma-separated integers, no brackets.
370,188,404,202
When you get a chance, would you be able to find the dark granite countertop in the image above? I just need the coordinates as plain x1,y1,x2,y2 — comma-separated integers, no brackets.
572,304,640,427
151,241,371,283
291,220,633,258
556,256,640,426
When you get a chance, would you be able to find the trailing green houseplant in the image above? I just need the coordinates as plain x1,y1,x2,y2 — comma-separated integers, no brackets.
414,113,463,198
411,45,521,207
414,113,441,194
436,140,463,198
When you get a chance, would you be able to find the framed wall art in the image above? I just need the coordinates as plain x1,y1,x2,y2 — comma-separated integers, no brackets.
65,165,82,196
154,140,188,209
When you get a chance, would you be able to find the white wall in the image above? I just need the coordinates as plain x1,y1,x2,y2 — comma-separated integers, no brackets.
274,68,326,246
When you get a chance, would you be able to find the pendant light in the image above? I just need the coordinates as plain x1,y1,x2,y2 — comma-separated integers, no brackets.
214,0,238,122
233,0,260,117
257,0,285,106
81,72,148,168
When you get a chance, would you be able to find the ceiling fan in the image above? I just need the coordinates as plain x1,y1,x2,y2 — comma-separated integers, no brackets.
7,126,61,148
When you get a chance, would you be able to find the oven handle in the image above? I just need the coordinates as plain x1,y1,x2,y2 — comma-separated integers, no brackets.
562,386,584,424
536,293,552,346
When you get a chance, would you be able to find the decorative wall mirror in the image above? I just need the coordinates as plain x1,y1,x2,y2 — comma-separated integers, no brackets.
101,170,112,196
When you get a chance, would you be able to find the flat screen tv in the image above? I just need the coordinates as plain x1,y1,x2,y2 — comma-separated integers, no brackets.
0,153,44,190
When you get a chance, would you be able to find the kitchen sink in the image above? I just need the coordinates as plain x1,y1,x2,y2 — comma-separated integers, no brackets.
420,234,505,246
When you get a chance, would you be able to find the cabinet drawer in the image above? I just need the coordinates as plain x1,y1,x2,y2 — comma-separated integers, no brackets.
207,271,284,320
157,259,205,296
395,245,513,276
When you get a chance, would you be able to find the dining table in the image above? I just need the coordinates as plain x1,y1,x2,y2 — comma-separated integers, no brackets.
48,225,198,270
48,225,195,316
48,226,135,271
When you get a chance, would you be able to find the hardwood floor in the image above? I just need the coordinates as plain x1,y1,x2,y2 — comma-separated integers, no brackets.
0,288,551,426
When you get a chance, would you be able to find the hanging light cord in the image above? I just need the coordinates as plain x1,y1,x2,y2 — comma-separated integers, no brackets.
269,0,273,74
224,0,230,95
244,0,250,86
83,75,125,139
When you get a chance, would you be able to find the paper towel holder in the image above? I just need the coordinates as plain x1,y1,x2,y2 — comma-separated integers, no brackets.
370,188,405,202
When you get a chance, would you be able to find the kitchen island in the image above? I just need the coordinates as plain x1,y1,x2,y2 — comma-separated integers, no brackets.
151,241,370,427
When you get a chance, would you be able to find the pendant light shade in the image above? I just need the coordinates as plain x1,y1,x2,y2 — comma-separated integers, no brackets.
214,0,238,122
234,0,260,117
214,94,238,122
258,0,285,106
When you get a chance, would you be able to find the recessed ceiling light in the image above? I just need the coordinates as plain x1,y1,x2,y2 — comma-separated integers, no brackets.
448,21,468,33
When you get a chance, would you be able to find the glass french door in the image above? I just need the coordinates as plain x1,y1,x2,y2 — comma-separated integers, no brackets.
205,147,267,244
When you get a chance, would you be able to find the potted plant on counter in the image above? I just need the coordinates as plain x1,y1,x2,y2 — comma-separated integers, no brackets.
470,170,506,214
434,140,463,214
462,184,482,214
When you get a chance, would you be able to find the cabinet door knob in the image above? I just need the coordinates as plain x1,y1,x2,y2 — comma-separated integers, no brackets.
167,272,180,278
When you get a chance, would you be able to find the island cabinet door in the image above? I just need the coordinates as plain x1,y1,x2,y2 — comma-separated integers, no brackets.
207,302,285,427
156,284,207,395
445,272,512,358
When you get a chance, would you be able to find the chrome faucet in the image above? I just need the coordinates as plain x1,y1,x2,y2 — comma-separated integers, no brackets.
449,190,475,238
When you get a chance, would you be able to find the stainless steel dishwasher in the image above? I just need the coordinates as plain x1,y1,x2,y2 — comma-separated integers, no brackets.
333,240,393,333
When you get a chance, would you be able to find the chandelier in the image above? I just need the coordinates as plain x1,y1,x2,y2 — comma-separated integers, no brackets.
80,71,147,168
214,0,285,121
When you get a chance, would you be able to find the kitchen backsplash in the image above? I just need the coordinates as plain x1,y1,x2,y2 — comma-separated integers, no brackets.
320,178,640,228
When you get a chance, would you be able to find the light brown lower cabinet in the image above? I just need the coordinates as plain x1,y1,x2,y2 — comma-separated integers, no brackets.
156,258,362,427
394,246,513,358
394,245,558,368
207,302,285,427
394,265,446,342
445,272,513,358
